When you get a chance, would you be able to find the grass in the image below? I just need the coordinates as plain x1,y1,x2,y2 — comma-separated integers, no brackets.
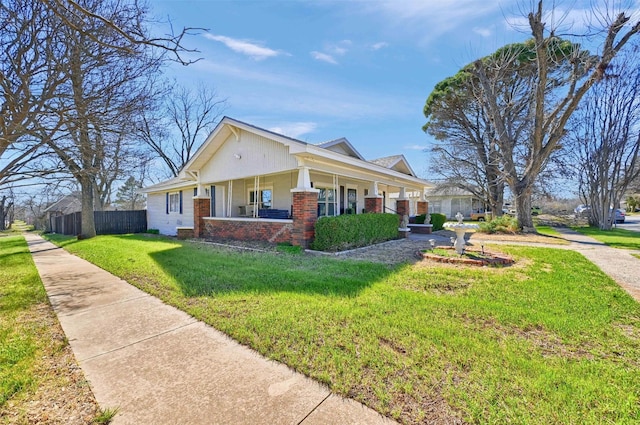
0,235,101,423
45,233,640,424
534,225,561,237
0,236,45,407
573,226,640,250
93,407,119,424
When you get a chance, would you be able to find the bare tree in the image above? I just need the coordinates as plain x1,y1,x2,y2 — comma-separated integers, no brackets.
0,191,15,230
1,0,201,238
41,0,201,65
471,1,639,231
138,83,227,178
0,0,68,186
423,69,512,216
41,0,165,238
569,47,640,229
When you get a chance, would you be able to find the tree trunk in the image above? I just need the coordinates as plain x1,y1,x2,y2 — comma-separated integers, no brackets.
514,185,535,232
79,176,96,239
0,196,6,231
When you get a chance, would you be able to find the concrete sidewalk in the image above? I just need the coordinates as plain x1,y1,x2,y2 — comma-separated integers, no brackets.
25,233,394,425
552,227,640,302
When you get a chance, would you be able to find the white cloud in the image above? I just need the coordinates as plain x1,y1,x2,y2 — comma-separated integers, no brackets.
370,42,389,50
404,144,428,151
203,33,286,60
189,60,416,120
268,122,318,138
311,51,338,64
473,27,492,37
329,39,352,55
373,1,503,32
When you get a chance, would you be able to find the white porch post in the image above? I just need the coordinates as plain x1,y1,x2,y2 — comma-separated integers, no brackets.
295,166,313,190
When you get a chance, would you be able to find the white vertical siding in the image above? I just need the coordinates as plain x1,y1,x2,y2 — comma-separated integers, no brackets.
200,130,298,183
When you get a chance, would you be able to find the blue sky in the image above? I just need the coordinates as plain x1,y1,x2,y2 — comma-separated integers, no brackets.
148,0,632,180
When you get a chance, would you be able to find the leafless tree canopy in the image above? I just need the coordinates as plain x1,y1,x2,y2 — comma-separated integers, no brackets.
569,45,640,229
425,1,639,232
138,83,227,178
0,0,202,237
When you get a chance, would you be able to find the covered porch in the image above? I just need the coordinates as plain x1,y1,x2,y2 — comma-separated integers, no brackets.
188,166,430,247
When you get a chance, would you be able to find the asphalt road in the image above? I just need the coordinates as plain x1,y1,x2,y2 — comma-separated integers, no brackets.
617,214,640,232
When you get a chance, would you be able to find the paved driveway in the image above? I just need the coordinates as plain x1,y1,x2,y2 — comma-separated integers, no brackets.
618,214,640,232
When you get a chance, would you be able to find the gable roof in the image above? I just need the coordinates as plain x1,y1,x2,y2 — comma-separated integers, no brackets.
43,192,82,214
369,155,417,177
315,137,365,160
147,116,432,192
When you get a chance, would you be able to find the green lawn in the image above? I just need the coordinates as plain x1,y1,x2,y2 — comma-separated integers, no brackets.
534,225,562,237
0,236,102,422
45,234,640,424
0,236,46,407
574,226,640,250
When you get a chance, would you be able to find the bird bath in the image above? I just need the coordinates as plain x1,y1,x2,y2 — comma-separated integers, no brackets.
443,212,479,254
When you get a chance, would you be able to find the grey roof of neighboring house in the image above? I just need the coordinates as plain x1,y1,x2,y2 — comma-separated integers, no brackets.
43,192,82,214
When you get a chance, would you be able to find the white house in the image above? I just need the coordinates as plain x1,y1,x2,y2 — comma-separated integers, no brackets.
424,187,486,219
142,117,434,247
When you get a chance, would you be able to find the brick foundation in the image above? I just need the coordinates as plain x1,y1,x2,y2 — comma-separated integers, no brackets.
203,219,293,244
292,191,318,248
177,227,194,240
364,196,383,213
193,197,211,238
417,201,429,215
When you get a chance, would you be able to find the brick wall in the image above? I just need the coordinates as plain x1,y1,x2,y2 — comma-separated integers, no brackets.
292,191,318,248
193,197,211,238
396,199,409,217
177,228,194,240
364,197,383,213
203,219,293,244
417,201,429,215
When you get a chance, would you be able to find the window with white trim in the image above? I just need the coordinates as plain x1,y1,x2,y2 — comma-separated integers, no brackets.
317,187,337,216
169,192,180,213
248,188,272,209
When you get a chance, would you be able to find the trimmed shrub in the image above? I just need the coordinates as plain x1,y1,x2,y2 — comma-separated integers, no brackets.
478,214,519,234
311,213,399,251
146,229,160,234
430,213,446,231
414,214,427,224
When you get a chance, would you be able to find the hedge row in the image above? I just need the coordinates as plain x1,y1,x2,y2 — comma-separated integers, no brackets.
311,213,399,252
430,213,446,231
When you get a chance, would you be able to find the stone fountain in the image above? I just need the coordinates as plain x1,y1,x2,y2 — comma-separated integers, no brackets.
443,212,479,254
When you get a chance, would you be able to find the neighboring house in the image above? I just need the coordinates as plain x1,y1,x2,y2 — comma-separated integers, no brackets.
424,187,486,219
142,117,434,247
42,192,82,232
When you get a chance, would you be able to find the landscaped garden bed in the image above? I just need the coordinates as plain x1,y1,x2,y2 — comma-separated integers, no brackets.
419,246,514,266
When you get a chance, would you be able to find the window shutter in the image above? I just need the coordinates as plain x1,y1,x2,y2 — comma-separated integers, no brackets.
179,190,183,214
165,192,169,214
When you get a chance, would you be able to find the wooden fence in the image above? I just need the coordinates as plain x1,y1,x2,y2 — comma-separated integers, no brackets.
51,210,147,235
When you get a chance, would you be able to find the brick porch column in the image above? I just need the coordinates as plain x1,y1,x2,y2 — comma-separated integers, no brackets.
417,201,429,215
396,199,409,217
291,166,319,248
291,191,318,248
193,197,210,238
364,197,383,213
